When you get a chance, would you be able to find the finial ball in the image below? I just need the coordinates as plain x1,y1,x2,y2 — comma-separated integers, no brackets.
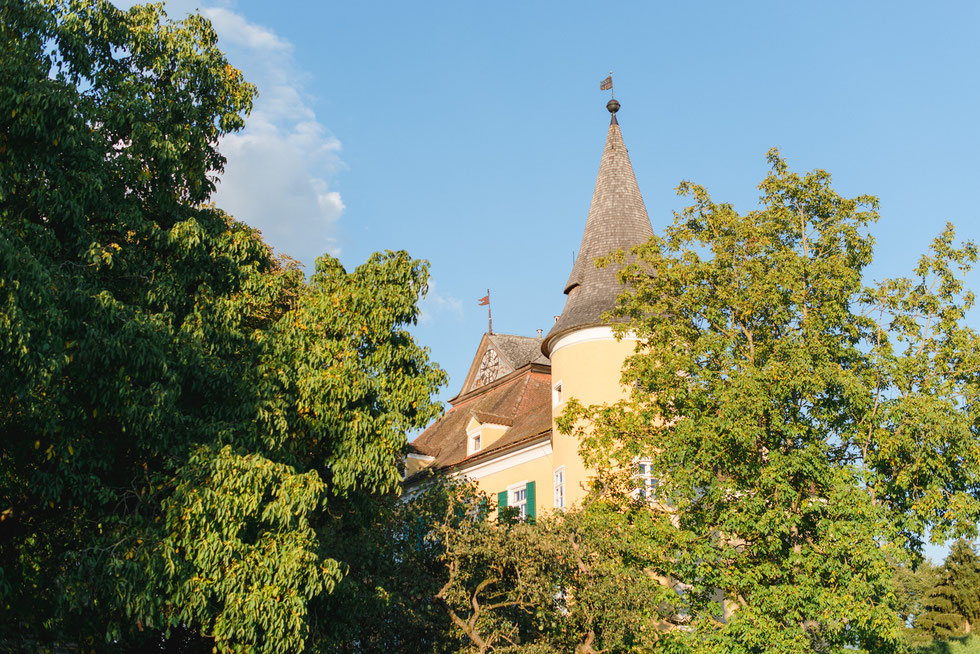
606,98,620,114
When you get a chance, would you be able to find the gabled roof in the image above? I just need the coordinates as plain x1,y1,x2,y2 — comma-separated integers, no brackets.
458,332,549,397
543,100,653,356
409,368,552,473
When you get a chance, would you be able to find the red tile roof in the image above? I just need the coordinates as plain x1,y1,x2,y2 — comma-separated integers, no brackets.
410,367,552,473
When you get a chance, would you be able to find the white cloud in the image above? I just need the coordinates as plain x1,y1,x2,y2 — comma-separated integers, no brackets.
113,0,347,266
419,280,464,326
201,7,289,52
201,7,346,265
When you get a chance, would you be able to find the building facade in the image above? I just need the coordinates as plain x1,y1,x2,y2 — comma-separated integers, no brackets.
406,98,653,517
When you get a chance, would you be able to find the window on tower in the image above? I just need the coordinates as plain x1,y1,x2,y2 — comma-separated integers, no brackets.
634,459,658,501
553,466,565,510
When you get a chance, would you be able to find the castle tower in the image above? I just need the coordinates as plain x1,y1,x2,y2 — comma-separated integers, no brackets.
541,98,654,505
406,97,655,519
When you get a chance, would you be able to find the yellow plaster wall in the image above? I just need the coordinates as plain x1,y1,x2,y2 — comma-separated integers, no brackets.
476,423,510,452
405,456,435,477
458,448,556,519
420,331,636,520
550,333,636,508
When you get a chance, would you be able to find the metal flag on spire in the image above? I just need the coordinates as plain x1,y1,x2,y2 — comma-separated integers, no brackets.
478,289,492,334
600,72,613,97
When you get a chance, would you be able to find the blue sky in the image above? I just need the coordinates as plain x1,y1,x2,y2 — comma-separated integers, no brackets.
139,0,977,558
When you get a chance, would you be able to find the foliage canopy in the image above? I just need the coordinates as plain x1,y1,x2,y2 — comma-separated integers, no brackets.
560,149,980,652
4,2,980,653
0,1,445,651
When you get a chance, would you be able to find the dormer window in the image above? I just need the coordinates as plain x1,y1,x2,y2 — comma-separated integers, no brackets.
466,422,483,456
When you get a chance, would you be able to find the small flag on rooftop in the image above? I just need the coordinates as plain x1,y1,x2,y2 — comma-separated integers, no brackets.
599,75,612,91
478,290,492,333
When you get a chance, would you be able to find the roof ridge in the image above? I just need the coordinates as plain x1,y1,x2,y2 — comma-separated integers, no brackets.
470,412,515,427
514,373,532,411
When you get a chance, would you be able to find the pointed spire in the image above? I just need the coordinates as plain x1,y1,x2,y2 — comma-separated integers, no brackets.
542,99,653,356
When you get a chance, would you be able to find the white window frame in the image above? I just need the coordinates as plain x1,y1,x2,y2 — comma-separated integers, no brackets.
466,424,482,455
553,466,565,510
507,481,529,519
634,458,657,501
552,380,563,406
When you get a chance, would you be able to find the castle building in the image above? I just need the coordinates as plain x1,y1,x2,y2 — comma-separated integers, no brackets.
406,98,653,517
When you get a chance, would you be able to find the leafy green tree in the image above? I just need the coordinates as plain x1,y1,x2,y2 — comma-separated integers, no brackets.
893,556,940,647
427,487,684,654
918,540,980,640
561,150,980,652
0,1,445,651
312,475,477,653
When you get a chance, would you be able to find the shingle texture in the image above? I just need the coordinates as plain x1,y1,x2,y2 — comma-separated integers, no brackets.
408,371,552,473
488,333,549,368
543,114,653,355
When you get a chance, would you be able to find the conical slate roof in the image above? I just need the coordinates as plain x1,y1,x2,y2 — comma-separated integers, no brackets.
542,100,653,356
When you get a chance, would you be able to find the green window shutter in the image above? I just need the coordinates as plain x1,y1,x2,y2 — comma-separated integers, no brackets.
525,481,536,521
497,490,507,508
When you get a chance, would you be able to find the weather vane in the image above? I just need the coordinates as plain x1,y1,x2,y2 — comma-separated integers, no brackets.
600,71,613,99
478,289,492,334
